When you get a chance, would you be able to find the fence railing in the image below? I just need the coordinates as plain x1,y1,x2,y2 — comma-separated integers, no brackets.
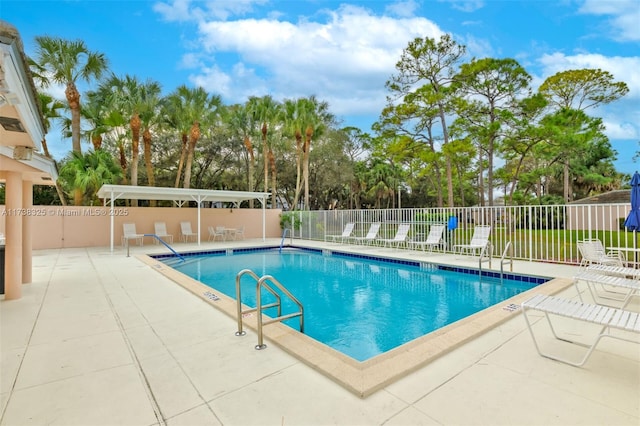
285,203,638,266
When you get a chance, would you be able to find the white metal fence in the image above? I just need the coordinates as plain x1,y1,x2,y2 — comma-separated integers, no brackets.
283,204,638,266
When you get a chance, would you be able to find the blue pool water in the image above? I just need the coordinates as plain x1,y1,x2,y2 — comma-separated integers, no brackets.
158,247,546,361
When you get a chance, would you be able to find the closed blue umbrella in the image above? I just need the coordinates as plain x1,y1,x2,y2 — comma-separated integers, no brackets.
624,172,640,231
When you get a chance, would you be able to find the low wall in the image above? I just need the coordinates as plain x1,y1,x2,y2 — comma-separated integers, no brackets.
0,206,283,249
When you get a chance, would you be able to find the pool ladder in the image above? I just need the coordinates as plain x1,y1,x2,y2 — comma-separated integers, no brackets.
234,269,304,350
499,241,513,282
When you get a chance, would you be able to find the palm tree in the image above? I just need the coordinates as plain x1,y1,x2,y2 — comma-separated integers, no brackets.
138,81,162,189
37,92,68,205
32,36,108,155
82,90,113,151
299,96,331,210
163,86,192,187
101,75,145,192
248,95,280,206
281,98,304,209
59,150,122,205
164,85,222,188
227,104,256,206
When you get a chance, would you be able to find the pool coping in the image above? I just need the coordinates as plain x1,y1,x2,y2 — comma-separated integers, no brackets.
138,248,573,398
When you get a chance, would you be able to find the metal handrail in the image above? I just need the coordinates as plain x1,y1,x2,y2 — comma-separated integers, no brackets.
279,228,290,253
235,269,282,336
255,274,304,349
144,234,185,262
234,269,304,350
500,241,513,282
478,241,492,272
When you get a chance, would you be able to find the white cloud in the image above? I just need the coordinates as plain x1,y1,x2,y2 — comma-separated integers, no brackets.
579,0,640,42
443,0,485,13
385,0,420,18
602,117,638,140
186,4,442,122
153,0,269,22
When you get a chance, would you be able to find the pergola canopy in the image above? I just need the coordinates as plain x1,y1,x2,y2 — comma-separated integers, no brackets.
97,184,270,205
97,185,271,251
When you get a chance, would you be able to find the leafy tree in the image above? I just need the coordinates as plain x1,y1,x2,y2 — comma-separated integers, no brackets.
538,68,628,200
248,95,281,206
37,92,68,205
539,69,629,110
32,36,108,154
376,84,446,206
226,104,257,206
540,108,615,201
453,57,532,206
59,150,122,205
386,35,466,206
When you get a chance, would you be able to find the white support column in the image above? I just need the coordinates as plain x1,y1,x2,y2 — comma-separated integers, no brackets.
22,180,33,283
4,171,23,299
261,196,266,241
110,188,114,252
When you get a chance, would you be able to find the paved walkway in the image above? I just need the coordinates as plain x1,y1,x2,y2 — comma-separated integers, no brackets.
1,240,638,425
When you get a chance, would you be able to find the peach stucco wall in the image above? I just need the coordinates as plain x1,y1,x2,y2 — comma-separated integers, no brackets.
0,206,283,249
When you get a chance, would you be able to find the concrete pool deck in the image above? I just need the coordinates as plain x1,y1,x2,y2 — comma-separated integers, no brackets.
1,239,639,425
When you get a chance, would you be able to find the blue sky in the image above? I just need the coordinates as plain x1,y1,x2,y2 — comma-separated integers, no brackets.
2,0,639,176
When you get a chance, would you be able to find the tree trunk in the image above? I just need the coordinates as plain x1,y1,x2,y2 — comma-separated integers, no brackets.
92,135,102,151
244,136,255,208
303,126,312,210
143,128,156,206
563,159,570,202
174,133,188,188
269,149,277,208
438,106,455,207
66,81,82,154
130,113,141,206
183,122,200,189
292,130,303,209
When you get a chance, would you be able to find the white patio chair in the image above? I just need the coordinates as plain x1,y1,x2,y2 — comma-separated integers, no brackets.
411,224,445,252
576,239,625,268
233,226,245,240
180,221,198,243
153,222,173,244
453,225,491,255
122,223,144,246
377,223,411,248
208,226,226,242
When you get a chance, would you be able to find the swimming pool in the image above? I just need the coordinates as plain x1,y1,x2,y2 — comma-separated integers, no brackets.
156,247,547,361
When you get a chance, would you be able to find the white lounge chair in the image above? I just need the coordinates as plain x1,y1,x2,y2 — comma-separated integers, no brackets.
586,264,640,279
411,224,445,252
453,225,491,255
208,226,226,242
153,222,173,244
521,294,640,367
349,222,381,245
377,223,410,248
180,221,198,243
574,270,640,309
327,222,355,243
122,223,144,246
576,239,625,268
